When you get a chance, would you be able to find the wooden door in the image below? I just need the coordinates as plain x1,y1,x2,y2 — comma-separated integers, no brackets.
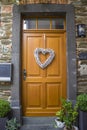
22,31,67,116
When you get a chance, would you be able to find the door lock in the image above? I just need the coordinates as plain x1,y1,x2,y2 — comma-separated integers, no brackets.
23,69,27,80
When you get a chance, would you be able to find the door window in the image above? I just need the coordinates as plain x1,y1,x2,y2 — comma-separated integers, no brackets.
52,18,64,29
23,19,36,29
38,18,50,29
23,17,65,30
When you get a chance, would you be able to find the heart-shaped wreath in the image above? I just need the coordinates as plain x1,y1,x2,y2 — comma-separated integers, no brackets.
34,48,55,69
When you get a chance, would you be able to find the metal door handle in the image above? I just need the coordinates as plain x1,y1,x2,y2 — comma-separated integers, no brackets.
23,69,26,80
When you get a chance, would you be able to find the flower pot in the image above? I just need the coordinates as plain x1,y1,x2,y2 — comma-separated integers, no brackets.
55,118,65,129
79,110,87,130
64,126,78,130
0,117,8,130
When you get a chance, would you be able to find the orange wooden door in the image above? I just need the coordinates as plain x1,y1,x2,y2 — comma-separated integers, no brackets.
22,31,67,116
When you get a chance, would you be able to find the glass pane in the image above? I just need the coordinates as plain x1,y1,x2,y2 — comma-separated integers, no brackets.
23,19,36,29
38,19,50,29
52,18,64,29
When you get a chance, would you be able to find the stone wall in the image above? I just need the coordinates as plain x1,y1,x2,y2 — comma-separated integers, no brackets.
0,0,87,100
0,0,68,4
70,0,87,93
0,5,12,100
0,5,12,63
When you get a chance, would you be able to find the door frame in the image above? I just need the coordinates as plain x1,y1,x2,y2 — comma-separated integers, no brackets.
11,4,77,122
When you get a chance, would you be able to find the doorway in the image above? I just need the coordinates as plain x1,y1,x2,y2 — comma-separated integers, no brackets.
11,4,77,121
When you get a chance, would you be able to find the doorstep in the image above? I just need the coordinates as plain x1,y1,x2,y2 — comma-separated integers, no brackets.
20,117,57,130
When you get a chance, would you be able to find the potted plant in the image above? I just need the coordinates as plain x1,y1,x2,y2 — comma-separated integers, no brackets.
77,93,87,130
55,109,65,130
6,118,20,130
0,99,11,130
55,98,78,130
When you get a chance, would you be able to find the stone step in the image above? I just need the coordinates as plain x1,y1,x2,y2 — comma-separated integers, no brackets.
20,124,57,130
20,117,57,130
22,117,56,125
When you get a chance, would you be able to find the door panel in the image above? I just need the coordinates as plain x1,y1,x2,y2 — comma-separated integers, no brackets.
46,83,61,107
22,31,66,116
26,83,42,107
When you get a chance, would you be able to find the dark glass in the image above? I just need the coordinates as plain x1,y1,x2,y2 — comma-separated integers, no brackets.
23,19,36,29
52,18,64,29
38,19,50,29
